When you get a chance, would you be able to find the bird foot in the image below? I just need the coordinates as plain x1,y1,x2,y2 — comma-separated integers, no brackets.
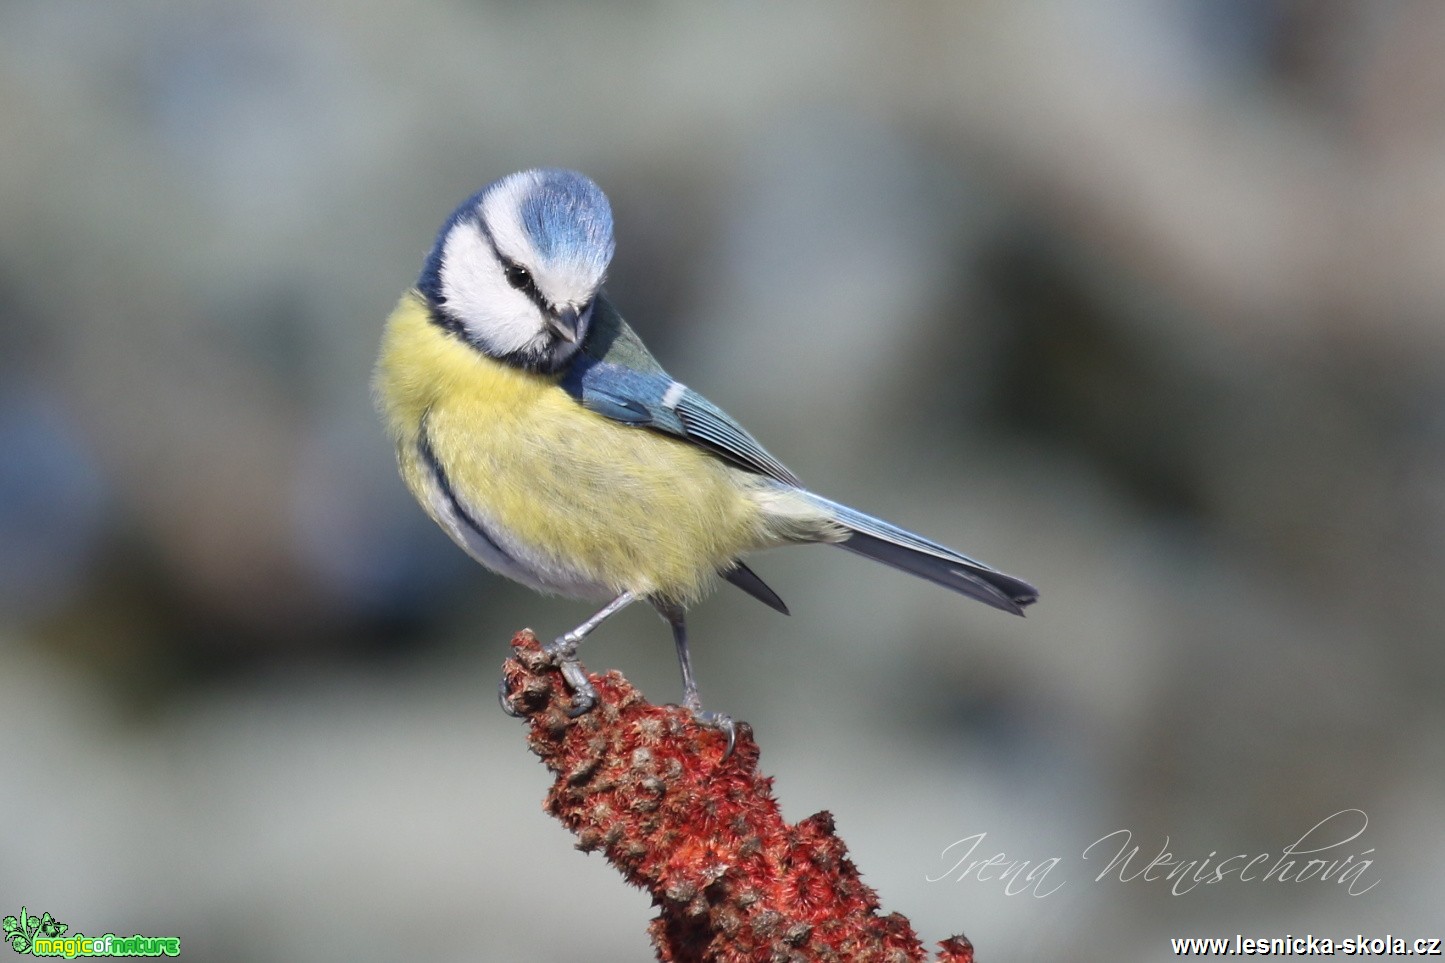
557,660,598,716
687,706,737,761
542,636,599,717
498,636,599,718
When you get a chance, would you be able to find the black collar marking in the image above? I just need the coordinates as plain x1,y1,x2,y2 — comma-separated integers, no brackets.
418,411,518,568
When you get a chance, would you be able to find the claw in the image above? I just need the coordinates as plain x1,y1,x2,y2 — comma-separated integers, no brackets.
498,675,524,718
690,709,737,761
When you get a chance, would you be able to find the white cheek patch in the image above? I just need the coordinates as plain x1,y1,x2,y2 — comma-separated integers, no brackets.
438,220,544,356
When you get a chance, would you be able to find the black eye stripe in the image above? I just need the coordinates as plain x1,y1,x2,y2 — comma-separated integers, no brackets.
475,216,553,317
500,256,545,305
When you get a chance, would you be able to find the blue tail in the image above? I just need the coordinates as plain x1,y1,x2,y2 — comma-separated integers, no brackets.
801,492,1039,616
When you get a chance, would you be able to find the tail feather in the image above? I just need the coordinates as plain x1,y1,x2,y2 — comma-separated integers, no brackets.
798,492,1039,616
722,560,791,615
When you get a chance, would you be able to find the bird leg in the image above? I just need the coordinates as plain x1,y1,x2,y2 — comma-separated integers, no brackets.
652,599,736,759
500,590,637,718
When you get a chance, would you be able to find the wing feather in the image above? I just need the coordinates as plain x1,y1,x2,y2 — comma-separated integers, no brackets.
561,352,801,486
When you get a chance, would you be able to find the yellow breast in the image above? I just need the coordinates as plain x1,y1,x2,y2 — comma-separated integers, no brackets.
373,291,770,602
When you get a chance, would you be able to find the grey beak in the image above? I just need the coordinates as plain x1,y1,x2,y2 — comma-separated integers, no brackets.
549,304,580,343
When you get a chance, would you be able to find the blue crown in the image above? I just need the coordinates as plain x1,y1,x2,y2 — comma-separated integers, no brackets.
517,168,615,272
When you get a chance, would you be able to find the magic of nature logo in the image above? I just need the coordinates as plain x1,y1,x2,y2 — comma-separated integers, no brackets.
3,908,179,958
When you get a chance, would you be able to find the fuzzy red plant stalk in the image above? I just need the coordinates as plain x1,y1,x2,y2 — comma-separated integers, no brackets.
499,629,978,963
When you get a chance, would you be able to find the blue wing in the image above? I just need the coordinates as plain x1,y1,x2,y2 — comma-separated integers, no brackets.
560,353,802,487
558,303,1038,616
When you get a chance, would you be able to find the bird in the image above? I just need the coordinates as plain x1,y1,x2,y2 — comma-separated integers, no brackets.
374,168,1037,754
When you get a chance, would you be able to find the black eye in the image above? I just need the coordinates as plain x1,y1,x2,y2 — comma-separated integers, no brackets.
503,263,531,291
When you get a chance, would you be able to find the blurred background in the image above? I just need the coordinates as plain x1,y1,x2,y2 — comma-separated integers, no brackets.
2,1,1442,959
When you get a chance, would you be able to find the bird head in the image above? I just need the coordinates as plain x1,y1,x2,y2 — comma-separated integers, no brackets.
419,168,615,372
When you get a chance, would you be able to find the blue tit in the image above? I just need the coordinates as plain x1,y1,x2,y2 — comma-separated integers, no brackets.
374,168,1037,751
